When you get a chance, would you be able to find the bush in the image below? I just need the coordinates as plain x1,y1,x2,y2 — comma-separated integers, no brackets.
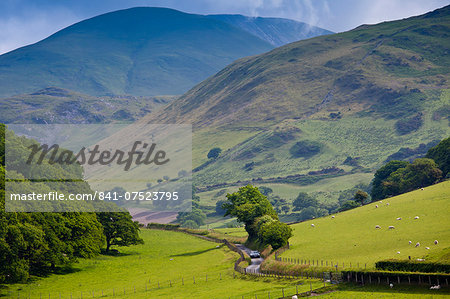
295,206,319,221
293,192,318,211
258,220,292,250
215,199,228,215
147,223,181,230
207,147,222,159
181,220,199,229
289,140,322,158
395,113,423,135
426,137,449,177
375,259,450,273
339,200,359,212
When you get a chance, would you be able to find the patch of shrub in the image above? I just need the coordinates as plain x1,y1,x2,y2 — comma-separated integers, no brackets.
290,140,322,158
395,112,423,135
376,259,450,273
339,200,360,212
147,223,180,230
385,140,440,162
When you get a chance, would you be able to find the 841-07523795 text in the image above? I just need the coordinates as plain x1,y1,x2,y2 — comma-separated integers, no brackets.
9,191,178,201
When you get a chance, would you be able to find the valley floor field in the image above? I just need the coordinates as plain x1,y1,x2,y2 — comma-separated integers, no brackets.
1,229,323,299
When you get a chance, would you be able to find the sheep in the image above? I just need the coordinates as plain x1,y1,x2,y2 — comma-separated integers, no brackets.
415,242,420,247
430,285,441,290
375,205,378,208
421,188,424,191
414,216,419,219
409,241,412,245
311,224,315,227
416,258,425,261
389,283,393,288
388,226,395,229
396,217,402,220
386,203,390,206
292,296,298,299
426,247,430,250
375,225,381,229
434,240,438,245
331,215,335,219
397,251,400,254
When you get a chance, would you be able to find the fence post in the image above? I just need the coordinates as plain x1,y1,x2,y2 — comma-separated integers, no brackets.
282,288,284,297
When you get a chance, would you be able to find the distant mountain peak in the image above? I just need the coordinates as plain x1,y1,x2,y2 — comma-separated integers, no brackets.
0,7,331,97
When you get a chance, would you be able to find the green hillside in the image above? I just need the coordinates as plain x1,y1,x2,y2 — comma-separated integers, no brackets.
0,87,175,124
280,181,450,267
140,6,450,213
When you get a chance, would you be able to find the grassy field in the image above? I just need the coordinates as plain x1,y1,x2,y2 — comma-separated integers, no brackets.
321,284,450,298
1,229,323,299
280,181,450,267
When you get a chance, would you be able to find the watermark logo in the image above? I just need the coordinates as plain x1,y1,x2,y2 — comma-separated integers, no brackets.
5,124,192,213
26,141,170,171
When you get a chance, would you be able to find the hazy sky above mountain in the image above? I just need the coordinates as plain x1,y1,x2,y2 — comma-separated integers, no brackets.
0,0,448,54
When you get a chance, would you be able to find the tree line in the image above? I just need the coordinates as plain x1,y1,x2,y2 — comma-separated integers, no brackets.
0,125,143,283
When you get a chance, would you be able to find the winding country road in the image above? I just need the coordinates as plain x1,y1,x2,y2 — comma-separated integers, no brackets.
235,244,264,274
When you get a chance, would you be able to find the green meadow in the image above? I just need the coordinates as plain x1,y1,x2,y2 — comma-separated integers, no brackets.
280,181,450,267
321,284,450,298
1,229,323,299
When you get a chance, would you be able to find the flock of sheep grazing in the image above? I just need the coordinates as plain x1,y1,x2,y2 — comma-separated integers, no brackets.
372,201,439,254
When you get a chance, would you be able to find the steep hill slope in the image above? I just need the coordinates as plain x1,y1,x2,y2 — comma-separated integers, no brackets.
280,181,450,266
207,14,332,47
141,6,450,191
0,87,175,124
0,8,331,98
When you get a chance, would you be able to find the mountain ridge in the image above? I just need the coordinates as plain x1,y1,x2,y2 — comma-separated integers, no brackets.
0,7,331,98
139,5,449,191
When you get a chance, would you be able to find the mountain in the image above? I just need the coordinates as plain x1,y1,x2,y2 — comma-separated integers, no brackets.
141,6,450,192
207,14,332,47
0,87,175,124
0,7,331,98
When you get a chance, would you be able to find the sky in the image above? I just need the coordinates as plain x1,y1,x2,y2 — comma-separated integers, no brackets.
0,0,449,54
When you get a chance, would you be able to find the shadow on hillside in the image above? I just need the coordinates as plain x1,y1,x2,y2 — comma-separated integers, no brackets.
170,245,223,257
101,249,134,257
